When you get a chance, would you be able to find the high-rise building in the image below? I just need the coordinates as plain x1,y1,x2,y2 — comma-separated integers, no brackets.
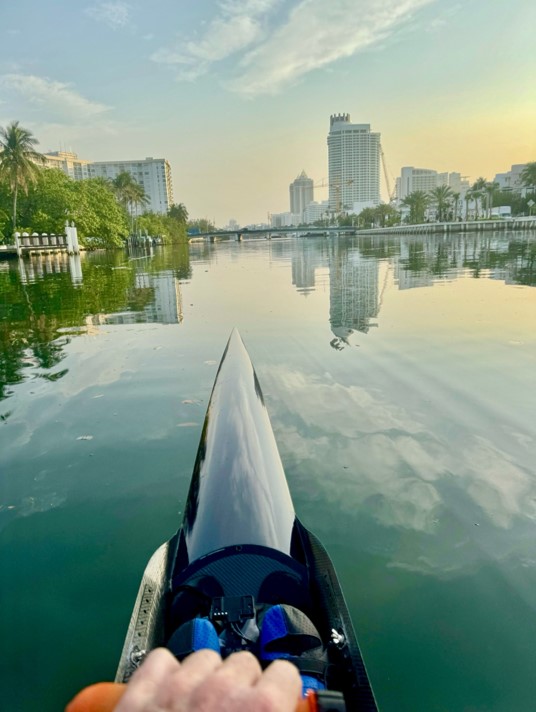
289,170,314,218
327,114,380,214
88,158,173,214
41,152,174,215
42,151,92,180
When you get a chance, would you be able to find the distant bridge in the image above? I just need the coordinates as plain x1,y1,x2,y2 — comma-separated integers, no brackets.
188,226,358,242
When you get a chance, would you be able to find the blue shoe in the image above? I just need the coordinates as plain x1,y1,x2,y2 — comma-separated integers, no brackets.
167,617,220,660
260,604,327,696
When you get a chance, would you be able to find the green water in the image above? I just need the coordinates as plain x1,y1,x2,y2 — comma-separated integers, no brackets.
1,234,535,711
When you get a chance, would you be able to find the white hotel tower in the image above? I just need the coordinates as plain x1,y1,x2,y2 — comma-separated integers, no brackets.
327,114,380,214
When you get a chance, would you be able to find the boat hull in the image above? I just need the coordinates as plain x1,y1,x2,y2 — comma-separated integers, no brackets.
116,331,378,710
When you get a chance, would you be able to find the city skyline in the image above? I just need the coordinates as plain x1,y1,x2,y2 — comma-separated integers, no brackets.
1,0,534,225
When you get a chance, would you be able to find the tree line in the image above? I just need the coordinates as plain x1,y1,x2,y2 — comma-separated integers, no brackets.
0,121,192,248
315,165,536,228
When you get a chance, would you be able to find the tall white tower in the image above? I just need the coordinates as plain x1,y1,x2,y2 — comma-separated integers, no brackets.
327,114,380,213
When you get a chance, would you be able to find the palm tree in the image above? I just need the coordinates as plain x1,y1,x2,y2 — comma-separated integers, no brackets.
401,190,429,224
129,181,148,214
0,121,45,233
471,177,487,219
451,191,460,221
520,162,536,192
464,189,473,221
485,181,499,218
169,202,189,224
112,171,137,211
428,185,453,222
112,171,148,232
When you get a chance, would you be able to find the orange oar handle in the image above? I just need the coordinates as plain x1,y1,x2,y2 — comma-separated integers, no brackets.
65,683,126,712
66,683,323,712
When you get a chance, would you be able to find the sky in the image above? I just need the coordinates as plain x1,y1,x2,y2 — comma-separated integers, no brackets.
0,0,535,226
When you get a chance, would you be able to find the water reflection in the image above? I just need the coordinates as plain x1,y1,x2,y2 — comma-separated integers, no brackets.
1,233,534,401
0,245,190,401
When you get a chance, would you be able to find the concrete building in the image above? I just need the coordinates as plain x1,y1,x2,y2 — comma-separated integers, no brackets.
289,170,314,218
396,167,470,208
327,114,380,213
303,200,329,224
270,212,301,227
43,151,92,180
88,157,173,214
41,152,174,215
494,164,527,193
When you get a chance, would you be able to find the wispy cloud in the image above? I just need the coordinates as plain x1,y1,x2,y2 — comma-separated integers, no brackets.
230,0,435,95
152,0,435,94
151,0,281,81
0,74,110,120
84,1,131,30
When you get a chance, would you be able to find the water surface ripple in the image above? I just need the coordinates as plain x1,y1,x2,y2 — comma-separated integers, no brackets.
1,233,535,711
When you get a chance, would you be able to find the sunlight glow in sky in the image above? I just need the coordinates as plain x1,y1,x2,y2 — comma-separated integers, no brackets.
1,0,535,225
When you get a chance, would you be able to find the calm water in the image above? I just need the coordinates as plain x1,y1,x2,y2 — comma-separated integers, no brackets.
1,233,535,711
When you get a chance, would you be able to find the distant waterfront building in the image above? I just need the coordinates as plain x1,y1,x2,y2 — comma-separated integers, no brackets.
289,171,314,219
88,158,173,214
396,167,470,205
303,200,329,224
270,211,301,227
42,151,92,180
327,114,380,213
41,152,174,215
494,164,527,193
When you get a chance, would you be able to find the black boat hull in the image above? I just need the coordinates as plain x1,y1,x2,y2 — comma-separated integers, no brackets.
116,330,377,710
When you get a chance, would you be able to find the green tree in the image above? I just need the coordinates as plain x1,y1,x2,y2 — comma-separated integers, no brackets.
374,203,399,227
428,185,453,222
111,171,137,211
451,192,460,221
19,168,77,233
471,177,487,219
188,218,216,234
520,162,536,192
401,191,429,224
0,121,45,233
74,178,129,247
110,171,149,233
357,207,376,228
168,202,189,224
485,181,499,218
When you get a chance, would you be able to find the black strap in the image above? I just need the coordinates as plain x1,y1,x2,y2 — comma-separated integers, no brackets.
261,656,329,677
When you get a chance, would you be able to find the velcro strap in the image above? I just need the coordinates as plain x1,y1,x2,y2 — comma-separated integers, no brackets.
261,656,328,677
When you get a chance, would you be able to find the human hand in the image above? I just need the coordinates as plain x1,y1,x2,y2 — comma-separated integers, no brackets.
115,647,302,712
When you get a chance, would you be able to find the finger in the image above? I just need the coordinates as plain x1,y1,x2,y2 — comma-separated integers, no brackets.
163,649,223,711
186,651,263,711
252,659,303,712
114,648,180,712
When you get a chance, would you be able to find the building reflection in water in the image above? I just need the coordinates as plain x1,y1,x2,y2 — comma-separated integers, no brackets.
286,232,535,348
86,271,183,326
328,241,379,348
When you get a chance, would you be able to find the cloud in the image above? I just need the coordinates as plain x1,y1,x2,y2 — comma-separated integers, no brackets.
152,0,434,94
230,0,435,95
0,74,110,120
84,1,131,30
150,0,281,80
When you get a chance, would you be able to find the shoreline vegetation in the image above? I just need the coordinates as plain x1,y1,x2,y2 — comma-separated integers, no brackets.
1,122,535,249
0,121,196,249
